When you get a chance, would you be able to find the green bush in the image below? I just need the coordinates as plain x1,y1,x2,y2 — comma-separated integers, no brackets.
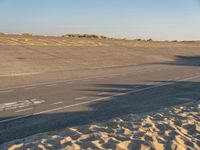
22,33,33,36
62,34,108,39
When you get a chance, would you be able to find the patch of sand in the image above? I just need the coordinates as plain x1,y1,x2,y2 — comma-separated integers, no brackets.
0,34,200,77
1,100,199,150
0,36,106,47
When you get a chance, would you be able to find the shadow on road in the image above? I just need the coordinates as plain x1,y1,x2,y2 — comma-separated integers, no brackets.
159,55,200,67
0,80,200,144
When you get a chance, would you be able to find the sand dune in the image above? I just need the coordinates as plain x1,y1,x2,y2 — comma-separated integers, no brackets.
1,100,199,150
0,34,200,77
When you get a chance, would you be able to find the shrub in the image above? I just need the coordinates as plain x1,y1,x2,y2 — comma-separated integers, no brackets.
172,40,178,42
62,34,108,39
147,39,153,42
22,33,33,36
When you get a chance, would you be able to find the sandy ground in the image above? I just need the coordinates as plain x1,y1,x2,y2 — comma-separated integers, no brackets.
0,34,200,76
0,34,200,150
1,100,199,150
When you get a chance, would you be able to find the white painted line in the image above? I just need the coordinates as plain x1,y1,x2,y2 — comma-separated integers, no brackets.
155,82,162,85
131,74,200,93
24,87,36,90
117,88,132,91
188,74,194,77
145,82,153,85
0,90,13,93
46,84,57,87
0,115,30,123
0,65,185,91
166,79,172,81
0,72,40,77
50,101,64,105
97,92,108,95
0,74,120,91
132,86,141,89
0,99,45,112
114,93,127,96
35,75,200,115
111,74,119,76
15,107,33,113
75,96,87,100
34,96,111,115
0,73,200,124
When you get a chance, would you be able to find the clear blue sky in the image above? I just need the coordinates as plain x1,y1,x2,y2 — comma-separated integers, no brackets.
0,0,200,40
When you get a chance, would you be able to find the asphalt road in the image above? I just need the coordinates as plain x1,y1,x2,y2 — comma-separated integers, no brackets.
0,63,200,144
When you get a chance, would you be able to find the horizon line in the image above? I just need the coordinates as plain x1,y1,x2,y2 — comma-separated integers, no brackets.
0,32,199,42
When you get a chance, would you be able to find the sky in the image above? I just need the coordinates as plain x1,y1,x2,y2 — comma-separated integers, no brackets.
0,0,200,40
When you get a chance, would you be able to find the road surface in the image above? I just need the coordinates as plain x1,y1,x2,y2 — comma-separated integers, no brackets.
0,63,200,144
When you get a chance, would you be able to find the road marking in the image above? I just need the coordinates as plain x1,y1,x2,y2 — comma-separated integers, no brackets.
154,82,162,85
0,90,13,93
32,73,200,115
24,87,36,90
66,81,73,84
15,108,33,113
50,101,64,105
0,73,199,124
167,79,172,81
0,73,111,90
75,96,87,100
117,88,132,91
97,92,108,95
188,74,194,77
34,96,111,115
0,65,185,91
0,115,31,123
114,93,127,96
130,74,200,93
46,84,57,87
145,82,152,85
110,74,118,76
0,99,45,112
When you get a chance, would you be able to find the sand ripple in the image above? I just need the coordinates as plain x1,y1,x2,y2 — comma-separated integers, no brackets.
1,101,200,150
